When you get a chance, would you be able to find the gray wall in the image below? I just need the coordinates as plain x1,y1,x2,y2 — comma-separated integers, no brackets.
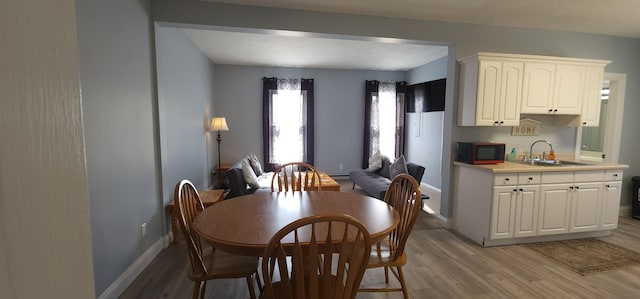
77,0,159,296
152,0,640,220
155,26,217,211
214,65,406,175
406,56,448,189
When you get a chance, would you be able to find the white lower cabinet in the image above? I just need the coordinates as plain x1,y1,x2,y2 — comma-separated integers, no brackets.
514,185,540,237
569,182,603,233
537,180,616,235
601,181,622,229
490,186,517,239
454,165,625,246
537,183,572,235
491,170,621,238
537,171,609,235
490,174,540,239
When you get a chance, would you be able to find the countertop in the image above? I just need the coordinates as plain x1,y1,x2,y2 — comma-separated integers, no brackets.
453,160,628,173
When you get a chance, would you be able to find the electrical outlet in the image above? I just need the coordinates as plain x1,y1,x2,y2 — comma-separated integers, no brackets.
141,223,147,238
339,163,343,170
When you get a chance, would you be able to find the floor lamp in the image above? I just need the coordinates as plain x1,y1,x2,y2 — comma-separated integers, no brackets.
211,117,229,188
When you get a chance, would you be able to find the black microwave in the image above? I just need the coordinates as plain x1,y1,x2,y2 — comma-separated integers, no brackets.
456,142,505,165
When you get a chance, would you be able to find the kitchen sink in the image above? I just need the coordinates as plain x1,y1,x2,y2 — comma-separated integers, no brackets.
514,160,595,167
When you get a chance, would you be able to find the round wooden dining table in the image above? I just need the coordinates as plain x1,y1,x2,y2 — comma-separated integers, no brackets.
193,191,399,256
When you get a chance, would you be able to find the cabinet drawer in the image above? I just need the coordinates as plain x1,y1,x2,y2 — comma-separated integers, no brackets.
518,173,541,185
541,172,573,183
574,170,604,182
494,174,517,185
605,170,623,181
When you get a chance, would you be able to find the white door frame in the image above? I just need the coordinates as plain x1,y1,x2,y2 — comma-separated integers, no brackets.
574,72,626,163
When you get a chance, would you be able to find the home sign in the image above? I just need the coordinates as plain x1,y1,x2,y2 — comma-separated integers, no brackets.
512,118,541,136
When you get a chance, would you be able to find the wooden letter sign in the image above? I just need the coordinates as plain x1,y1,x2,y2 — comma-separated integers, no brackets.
512,118,541,136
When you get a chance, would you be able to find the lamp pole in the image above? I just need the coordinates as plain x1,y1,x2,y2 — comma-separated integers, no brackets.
216,130,222,175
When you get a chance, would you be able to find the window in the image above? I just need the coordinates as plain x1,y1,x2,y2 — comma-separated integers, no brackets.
362,80,407,168
272,88,304,163
263,78,314,171
375,83,398,159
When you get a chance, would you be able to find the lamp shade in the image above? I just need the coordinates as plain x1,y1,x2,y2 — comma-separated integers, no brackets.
211,117,229,131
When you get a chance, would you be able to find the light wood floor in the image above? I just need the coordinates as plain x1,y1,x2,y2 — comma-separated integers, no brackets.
119,182,640,298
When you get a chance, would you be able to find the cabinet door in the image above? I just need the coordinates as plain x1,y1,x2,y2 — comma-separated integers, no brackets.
514,185,540,237
538,183,572,235
601,181,622,230
569,182,602,232
476,60,502,126
490,186,517,239
498,62,524,126
580,66,605,126
553,64,585,115
521,62,555,114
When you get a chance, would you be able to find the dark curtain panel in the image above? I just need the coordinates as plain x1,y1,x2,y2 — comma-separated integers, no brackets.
301,78,315,167
362,80,380,168
262,77,278,171
262,77,314,172
395,81,407,158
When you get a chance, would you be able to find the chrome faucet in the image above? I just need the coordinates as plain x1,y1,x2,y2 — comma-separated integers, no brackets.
529,140,554,161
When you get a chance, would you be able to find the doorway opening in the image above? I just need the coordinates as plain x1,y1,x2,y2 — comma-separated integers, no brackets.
576,73,626,163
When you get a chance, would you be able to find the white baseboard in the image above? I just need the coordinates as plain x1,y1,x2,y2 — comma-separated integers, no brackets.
436,215,452,229
620,205,631,217
97,237,167,299
420,182,441,193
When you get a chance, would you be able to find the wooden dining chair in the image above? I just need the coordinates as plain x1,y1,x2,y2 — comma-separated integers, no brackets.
271,162,322,192
175,180,261,299
358,173,421,299
261,214,372,299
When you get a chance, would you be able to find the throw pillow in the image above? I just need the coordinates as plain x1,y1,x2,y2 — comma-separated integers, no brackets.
389,155,408,178
242,159,261,188
249,153,264,176
378,155,392,178
367,151,383,171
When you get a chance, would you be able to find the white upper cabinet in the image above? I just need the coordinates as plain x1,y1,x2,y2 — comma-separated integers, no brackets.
522,63,587,115
580,66,605,126
458,53,609,127
458,55,523,126
553,66,606,127
553,64,586,115
521,62,556,114
499,62,524,125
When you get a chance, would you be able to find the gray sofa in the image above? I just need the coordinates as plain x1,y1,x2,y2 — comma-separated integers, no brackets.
224,156,271,199
349,156,425,199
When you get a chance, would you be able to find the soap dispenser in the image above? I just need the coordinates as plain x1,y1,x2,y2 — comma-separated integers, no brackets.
509,148,517,162
548,150,556,161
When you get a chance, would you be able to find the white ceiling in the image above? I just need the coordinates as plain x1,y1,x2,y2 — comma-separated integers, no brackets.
201,0,640,38
181,28,449,71
184,0,640,71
